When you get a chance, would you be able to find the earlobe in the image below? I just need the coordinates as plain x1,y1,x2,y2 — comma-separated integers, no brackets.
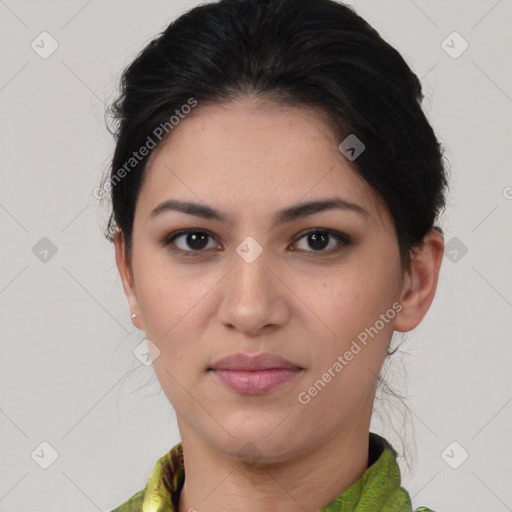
394,229,444,333
114,229,143,330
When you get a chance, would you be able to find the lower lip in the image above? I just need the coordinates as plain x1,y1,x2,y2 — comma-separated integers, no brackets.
209,368,302,394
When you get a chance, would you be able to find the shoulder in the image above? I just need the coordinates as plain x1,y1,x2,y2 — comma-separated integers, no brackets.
109,489,145,512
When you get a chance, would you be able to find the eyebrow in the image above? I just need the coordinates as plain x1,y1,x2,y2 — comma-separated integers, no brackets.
150,197,368,228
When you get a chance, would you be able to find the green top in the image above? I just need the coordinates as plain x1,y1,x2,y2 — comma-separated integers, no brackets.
110,432,436,512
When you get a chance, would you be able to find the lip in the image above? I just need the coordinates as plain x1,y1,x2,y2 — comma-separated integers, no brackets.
209,368,303,394
207,352,304,395
208,352,303,371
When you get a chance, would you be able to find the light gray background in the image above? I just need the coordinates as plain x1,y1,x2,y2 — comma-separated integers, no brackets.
1,1,511,511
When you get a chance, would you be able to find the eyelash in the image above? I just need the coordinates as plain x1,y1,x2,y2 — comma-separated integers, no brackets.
161,228,351,258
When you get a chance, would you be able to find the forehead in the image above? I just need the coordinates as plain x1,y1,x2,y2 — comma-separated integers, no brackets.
137,98,388,227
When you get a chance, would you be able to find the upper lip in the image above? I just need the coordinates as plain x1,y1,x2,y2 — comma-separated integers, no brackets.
209,352,303,371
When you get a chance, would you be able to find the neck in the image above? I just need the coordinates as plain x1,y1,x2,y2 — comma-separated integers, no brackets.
177,414,372,512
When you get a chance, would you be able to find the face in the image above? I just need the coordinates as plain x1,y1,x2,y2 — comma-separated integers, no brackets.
116,97,418,462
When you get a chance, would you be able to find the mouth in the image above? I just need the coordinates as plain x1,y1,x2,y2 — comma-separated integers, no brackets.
207,352,304,395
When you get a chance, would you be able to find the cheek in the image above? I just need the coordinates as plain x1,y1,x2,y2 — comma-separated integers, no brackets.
133,276,201,384
134,249,207,338
303,254,400,369
319,274,397,340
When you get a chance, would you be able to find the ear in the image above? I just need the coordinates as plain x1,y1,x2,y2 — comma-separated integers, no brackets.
114,229,144,330
394,228,444,332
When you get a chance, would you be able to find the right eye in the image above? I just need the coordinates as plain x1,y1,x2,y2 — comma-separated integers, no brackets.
162,229,222,256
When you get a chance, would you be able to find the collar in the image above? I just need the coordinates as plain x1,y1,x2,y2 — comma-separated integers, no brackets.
134,432,414,512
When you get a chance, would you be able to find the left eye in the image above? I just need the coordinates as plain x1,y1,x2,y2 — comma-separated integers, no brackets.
292,229,350,254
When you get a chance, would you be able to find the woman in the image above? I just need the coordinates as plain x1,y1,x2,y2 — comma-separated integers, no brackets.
101,0,447,510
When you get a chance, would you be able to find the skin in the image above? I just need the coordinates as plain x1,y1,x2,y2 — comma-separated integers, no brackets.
114,97,444,512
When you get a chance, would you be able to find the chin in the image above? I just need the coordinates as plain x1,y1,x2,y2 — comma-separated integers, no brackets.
207,418,305,464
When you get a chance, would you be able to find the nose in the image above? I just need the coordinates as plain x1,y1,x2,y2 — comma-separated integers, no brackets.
216,249,290,337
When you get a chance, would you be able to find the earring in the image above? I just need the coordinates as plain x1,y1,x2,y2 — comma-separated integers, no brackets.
131,313,137,319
